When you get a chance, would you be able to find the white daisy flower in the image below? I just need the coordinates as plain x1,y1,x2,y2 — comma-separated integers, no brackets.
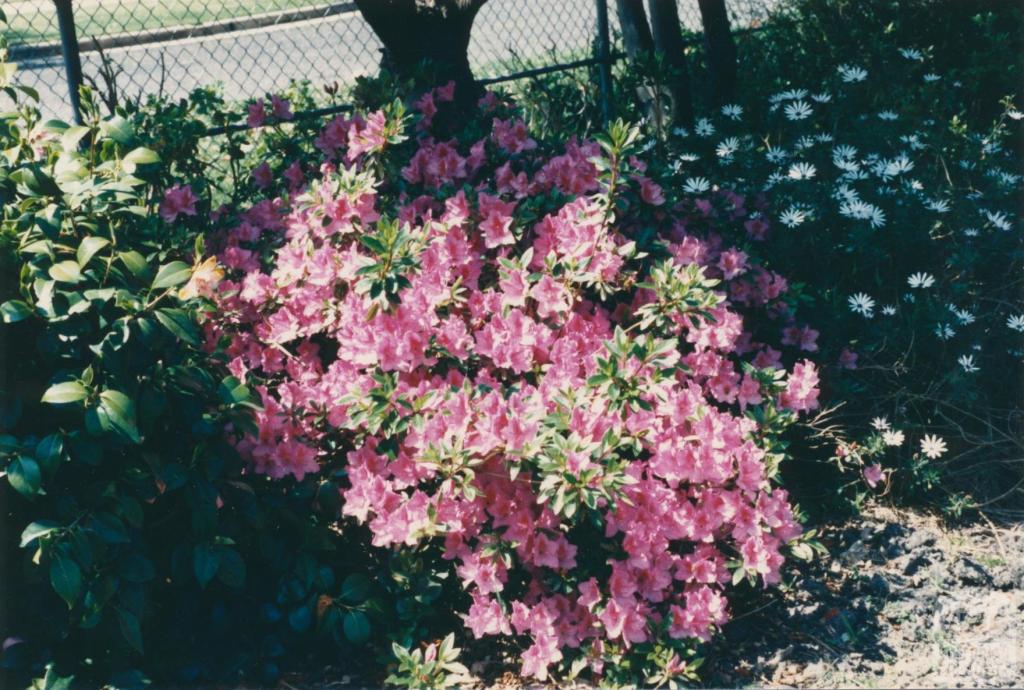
882,155,914,177
900,134,925,150
812,92,833,103
840,199,872,218
934,323,955,340
982,140,1002,154
920,434,947,459
795,135,817,150
788,162,817,180
838,64,868,82
871,416,891,431
867,206,887,228
779,206,808,228
1006,314,1024,332
882,305,897,316
923,73,941,82
774,88,808,102
721,104,743,120
832,144,857,160
907,272,935,289
957,354,979,373
672,126,690,137
963,227,979,237
765,145,789,163
878,110,899,121
1008,109,1024,121
716,137,741,158
834,183,860,202
848,292,876,317
952,307,975,325
883,429,905,447
677,152,700,162
682,176,711,194
695,118,715,137
899,47,924,60
985,210,1012,231
925,198,951,213
784,100,814,120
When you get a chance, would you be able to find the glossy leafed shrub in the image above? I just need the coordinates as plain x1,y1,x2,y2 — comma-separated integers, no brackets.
0,49,377,685
207,86,824,684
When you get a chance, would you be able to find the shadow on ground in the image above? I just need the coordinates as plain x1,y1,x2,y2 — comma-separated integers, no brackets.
703,507,1024,688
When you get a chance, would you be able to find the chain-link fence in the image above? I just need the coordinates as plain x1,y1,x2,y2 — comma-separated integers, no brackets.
6,0,774,123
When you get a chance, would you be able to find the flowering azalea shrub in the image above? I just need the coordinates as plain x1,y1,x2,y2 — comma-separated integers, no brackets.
642,46,1022,511
203,84,825,684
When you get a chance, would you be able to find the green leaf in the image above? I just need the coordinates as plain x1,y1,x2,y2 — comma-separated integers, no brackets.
343,610,371,644
99,116,134,145
119,552,155,583
20,520,60,547
76,236,110,267
217,376,250,405
98,390,139,442
50,555,82,607
0,299,32,323
34,433,64,475
151,261,191,289
123,147,160,165
154,308,199,345
41,381,88,404
288,605,312,632
216,548,246,588
115,607,144,653
39,663,75,690
48,260,83,284
119,251,149,278
339,573,371,603
7,455,41,497
90,512,129,543
193,544,219,587
61,125,90,149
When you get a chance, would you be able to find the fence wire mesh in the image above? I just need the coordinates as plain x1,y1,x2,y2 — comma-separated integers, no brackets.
5,0,773,122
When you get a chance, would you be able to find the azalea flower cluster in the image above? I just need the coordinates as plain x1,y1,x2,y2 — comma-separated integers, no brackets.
203,87,820,683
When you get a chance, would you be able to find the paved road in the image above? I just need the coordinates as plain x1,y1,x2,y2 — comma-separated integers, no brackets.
15,0,772,121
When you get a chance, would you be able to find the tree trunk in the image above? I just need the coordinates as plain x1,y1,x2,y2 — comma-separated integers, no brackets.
615,0,655,57
647,0,694,126
697,0,737,105
354,0,487,99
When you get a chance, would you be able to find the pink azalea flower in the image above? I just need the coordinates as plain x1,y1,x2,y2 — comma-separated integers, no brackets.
863,463,884,488
252,162,273,189
839,347,859,369
271,94,293,121
246,100,267,128
159,184,198,222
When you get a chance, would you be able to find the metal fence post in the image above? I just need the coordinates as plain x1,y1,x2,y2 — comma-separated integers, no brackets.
53,0,84,124
595,0,613,125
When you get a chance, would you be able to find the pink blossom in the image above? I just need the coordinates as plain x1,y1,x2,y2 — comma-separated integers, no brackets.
271,94,293,121
839,347,858,369
863,464,884,488
638,176,665,205
159,184,198,222
252,162,273,189
246,100,267,128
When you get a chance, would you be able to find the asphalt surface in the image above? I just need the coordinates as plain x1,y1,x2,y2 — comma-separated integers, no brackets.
14,0,772,121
